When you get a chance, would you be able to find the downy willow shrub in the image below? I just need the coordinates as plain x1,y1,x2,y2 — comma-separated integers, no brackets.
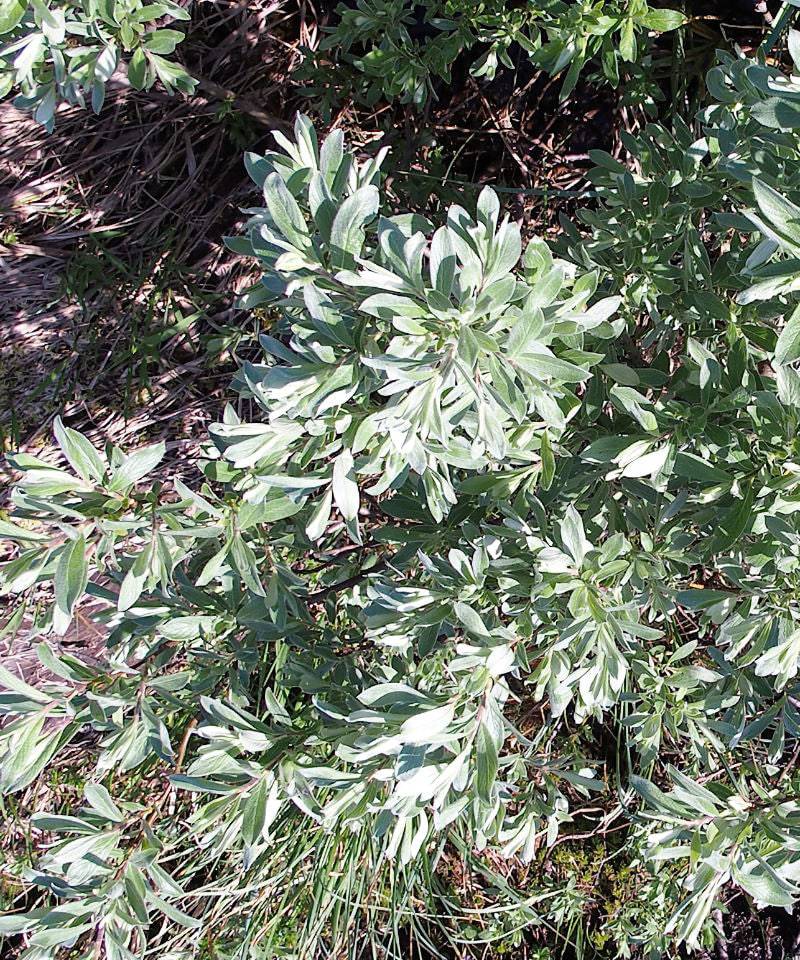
0,0,195,127
9,34,800,956
301,0,685,109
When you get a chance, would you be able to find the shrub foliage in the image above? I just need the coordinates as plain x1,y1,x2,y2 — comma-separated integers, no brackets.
0,0,194,126
306,0,685,108
6,7,800,960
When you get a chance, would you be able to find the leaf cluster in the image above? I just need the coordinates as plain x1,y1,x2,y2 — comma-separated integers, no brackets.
0,0,195,127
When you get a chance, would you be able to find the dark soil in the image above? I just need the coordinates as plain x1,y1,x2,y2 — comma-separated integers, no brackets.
698,900,800,960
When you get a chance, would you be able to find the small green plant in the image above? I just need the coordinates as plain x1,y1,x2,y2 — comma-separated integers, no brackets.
0,0,195,127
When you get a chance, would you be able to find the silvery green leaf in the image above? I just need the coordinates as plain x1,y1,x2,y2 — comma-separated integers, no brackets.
16,465,91,496
751,178,800,254
53,535,88,628
630,775,693,818
30,814,98,833
145,891,201,929
238,498,301,527
305,488,333,542
485,218,521,284
429,225,456,297
308,171,336,242
476,186,500,236
453,601,491,638
230,533,266,597
732,859,797,909
319,127,344,185
118,546,150,612
109,442,166,491
751,97,800,130
263,172,310,251
570,295,621,329
777,363,800,406
53,418,106,484
331,450,359,522
1,716,77,793
619,445,669,478
0,664,50,704
755,627,800,689
330,185,379,269
560,506,590,567
32,0,65,42
609,385,657,432
400,703,455,743
84,783,124,822
775,301,800,365
0,0,25,34
242,777,268,847
514,351,590,383
475,721,498,803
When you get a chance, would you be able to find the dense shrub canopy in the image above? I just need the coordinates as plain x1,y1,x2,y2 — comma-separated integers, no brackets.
306,0,685,107
7,3,800,959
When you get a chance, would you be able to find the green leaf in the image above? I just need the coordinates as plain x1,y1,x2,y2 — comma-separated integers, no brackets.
453,601,491,638
712,484,755,552
118,547,150,612
0,0,26,34
514,352,590,383
242,777,268,846
677,589,735,610
630,775,694,818
128,47,148,89
31,0,65,42
619,17,636,62
751,98,800,130
561,506,590,567
332,450,359,522
0,519,47,542
751,179,800,254
84,783,124,822
263,172,310,251
53,536,88,621
475,721,498,803
430,226,456,296
775,302,800,365
109,442,166,491
400,703,455,743
638,9,686,31
540,431,555,490
230,533,266,597
145,891,201,929
0,663,50,703
732,859,797,909
124,867,151,924
609,385,658,432
238,498,302,528
672,452,731,486
142,28,184,53
53,417,106,484
330,185,379,269
306,488,333,541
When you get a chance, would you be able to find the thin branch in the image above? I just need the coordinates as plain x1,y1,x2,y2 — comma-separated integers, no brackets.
304,559,387,603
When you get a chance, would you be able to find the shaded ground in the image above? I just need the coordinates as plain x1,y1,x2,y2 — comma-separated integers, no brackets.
699,901,800,960
0,0,291,459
